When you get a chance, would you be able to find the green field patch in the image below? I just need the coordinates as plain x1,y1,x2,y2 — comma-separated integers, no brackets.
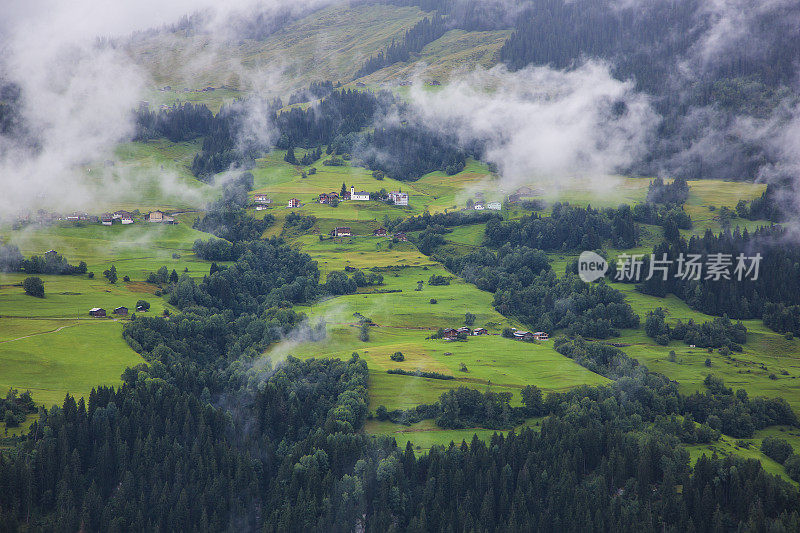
364,417,544,454
0,318,144,407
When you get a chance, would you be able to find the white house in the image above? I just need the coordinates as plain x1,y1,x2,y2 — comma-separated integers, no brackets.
388,191,409,206
473,203,485,210
487,202,502,211
350,186,370,201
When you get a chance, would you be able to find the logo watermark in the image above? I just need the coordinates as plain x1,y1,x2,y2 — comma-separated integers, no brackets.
578,251,608,282
578,252,762,282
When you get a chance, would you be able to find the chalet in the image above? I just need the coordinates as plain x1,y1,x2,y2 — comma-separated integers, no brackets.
457,326,471,335
473,203,485,210
472,327,488,336
287,198,300,208
350,186,369,201
254,194,272,205
394,232,408,242
101,213,113,226
372,227,388,237
487,202,502,211
532,332,549,341
388,191,409,206
513,330,534,341
319,192,339,204
89,307,106,317
442,328,458,339
145,210,171,223
331,227,352,237
114,306,129,316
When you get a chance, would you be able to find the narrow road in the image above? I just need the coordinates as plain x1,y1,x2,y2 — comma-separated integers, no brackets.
0,323,79,344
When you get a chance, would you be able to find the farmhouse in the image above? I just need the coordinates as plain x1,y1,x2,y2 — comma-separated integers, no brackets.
472,327,488,335
373,227,388,237
442,328,458,339
350,186,370,201
145,210,175,223
100,213,113,226
513,330,534,341
253,194,272,205
89,308,106,317
287,198,300,208
394,232,408,242
457,326,471,335
331,227,352,237
473,203,485,210
532,332,549,341
114,306,129,316
388,191,408,206
487,202,501,211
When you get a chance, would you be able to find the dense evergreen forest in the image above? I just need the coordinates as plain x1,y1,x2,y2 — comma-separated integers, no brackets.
633,226,800,324
354,14,447,78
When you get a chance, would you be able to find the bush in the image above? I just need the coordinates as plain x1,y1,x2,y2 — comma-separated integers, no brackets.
429,298,437,304
390,351,404,362
761,437,794,464
22,276,44,298
465,312,476,326
785,454,800,481
136,300,151,311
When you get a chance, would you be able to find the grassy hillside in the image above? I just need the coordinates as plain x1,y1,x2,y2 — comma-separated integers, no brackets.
1,140,796,478
128,3,514,109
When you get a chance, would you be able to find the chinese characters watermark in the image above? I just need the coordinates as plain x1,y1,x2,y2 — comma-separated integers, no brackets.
612,252,762,282
578,251,762,282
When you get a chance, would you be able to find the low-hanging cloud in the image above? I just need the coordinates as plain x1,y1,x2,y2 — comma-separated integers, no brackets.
407,62,660,191
0,0,336,219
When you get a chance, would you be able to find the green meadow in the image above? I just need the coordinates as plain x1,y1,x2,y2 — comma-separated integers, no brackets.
0,318,143,408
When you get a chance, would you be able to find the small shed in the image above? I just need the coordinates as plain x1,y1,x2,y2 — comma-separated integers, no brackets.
472,327,488,336
89,307,106,317
114,306,129,316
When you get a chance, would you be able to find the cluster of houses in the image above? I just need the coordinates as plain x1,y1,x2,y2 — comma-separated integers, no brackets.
466,192,501,211
439,326,549,341
463,187,545,211
15,209,176,227
318,187,408,205
441,326,488,339
512,330,549,341
329,226,407,240
263,186,409,210
89,302,152,318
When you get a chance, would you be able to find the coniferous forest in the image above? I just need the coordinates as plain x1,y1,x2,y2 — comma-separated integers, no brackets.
5,0,800,531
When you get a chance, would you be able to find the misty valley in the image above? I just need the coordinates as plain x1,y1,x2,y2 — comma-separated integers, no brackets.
1,0,800,531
